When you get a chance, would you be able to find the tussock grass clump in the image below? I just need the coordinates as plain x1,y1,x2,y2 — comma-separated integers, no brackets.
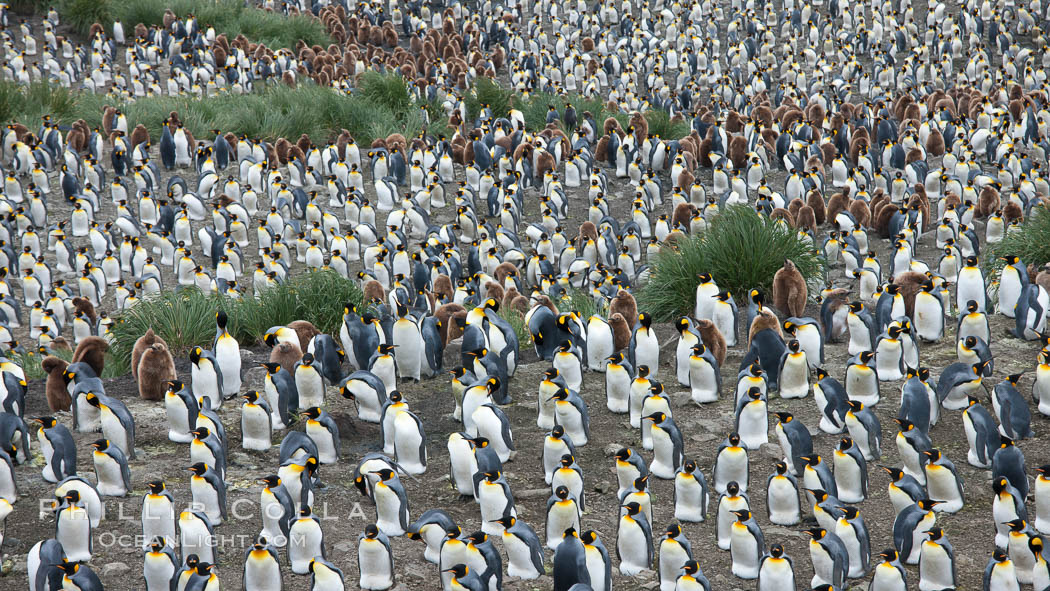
56,0,110,34
11,347,71,380
466,77,513,122
0,81,78,127
987,206,1050,276
108,270,363,365
557,288,607,320
108,0,331,48
499,308,531,346
639,205,826,320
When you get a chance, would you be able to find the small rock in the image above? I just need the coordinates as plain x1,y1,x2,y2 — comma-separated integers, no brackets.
594,480,612,494
604,443,623,455
518,488,551,499
334,541,355,553
102,562,131,577
693,418,726,432
761,443,783,459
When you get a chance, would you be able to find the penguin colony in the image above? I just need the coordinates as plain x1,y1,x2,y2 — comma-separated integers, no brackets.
5,0,1050,590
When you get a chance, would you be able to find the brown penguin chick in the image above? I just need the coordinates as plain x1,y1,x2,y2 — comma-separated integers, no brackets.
446,310,468,342
502,286,523,314
806,189,826,225
532,294,560,317
905,148,924,165
509,295,530,316
727,135,747,169
363,279,386,303
698,137,713,167
788,198,805,218
609,312,632,351
748,308,783,346
71,296,97,326
535,150,555,177
770,208,795,227
977,185,1001,218
131,328,168,380
269,341,303,372
287,320,321,352
875,205,904,238
1036,269,1050,294
485,281,505,304
1004,200,1025,223
795,205,817,234
433,274,454,303
48,337,73,353
772,259,808,317
576,221,599,247
671,203,698,229
893,271,927,317
694,318,727,366
434,302,467,345
848,199,871,228
608,290,638,329
676,168,695,190
751,105,774,127
826,191,851,227
493,263,519,287
595,135,610,163
629,111,648,146
137,343,176,401
130,124,150,148
41,356,72,411
907,193,931,232
71,336,108,377
926,127,945,156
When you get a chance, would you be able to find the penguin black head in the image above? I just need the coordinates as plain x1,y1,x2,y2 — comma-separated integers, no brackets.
676,317,691,333
726,481,740,496
965,255,978,266
216,310,228,329
559,454,575,467
189,347,202,363
1000,434,1016,448
731,509,751,522
916,499,941,511
858,351,875,364
799,455,820,467
300,352,315,366
469,436,490,449
363,524,379,538
774,411,793,424
486,376,501,392
466,531,488,545
63,489,81,504
1007,372,1023,385
848,301,864,313
370,468,396,481
301,407,322,421
261,362,282,374
750,289,764,305
553,485,571,500
90,439,109,451
1031,536,1045,556
377,344,396,355
622,502,642,516
491,514,515,529
614,448,632,462
147,480,166,494
727,432,742,447
644,411,666,424
191,427,211,440
637,365,650,378
638,312,652,327
838,437,854,451
804,528,827,540
195,563,215,576
149,537,167,552
187,462,208,476
1005,518,1028,532
691,343,707,357
632,474,649,490
33,416,57,428
53,562,79,576
665,523,683,537
841,506,861,520
549,425,565,439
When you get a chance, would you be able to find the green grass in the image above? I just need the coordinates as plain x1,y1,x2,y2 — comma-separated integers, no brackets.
987,205,1050,277
466,77,514,123
11,347,71,380
56,0,111,34
638,205,826,320
104,0,331,48
0,82,78,129
107,270,363,365
499,308,531,346
556,288,606,320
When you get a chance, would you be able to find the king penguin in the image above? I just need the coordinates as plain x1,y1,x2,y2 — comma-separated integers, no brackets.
90,438,130,497
358,524,395,590
757,544,796,591
213,310,242,397
243,537,282,591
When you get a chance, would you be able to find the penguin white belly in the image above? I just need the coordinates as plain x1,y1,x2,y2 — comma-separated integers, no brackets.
845,368,879,406
813,387,843,434
1038,479,1050,534
288,520,324,574
712,304,738,346
478,480,514,534
393,412,426,475
472,407,513,462
192,366,221,409
553,354,583,391
241,405,272,451
767,477,801,525
545,503,580,548
554,401,588,445
779,357,810,398
675,338,694,386
190,478,223,524
674,476,707,522
588,322,614,372
617,517,650,575
296,375,325,409
215,341,241,396
584,545,607,590
918,543,955,590
689,359,719,404
730,522,761,578
38,436,56,482
758,559,796,591
714,452,748,493
461,390,491,434
374,486,406,536
629,382,649,427
358,541,393,590
649,428,677,479
737,402,767,449
500,532,538,579
347,381,383,423
447,436,477,496
100,411,130,457
58,509,91,562
659,542,691,590
93,456,126,496
306,422,337,463
144,554,176,591
75,395,101,432
717,497,748,549
847,317,872,355
243,554,281,591
810,545,836,587
640,398,670,450
259,495,287,546
914,294,944,341
834,458,864,503
393,321,422,380
987,567,1020,591
870,562,906,591
372,358,397,394
605,368,630,413
634,331,660,376
836,524,864,577
875,342,904,381
142,499,176,547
